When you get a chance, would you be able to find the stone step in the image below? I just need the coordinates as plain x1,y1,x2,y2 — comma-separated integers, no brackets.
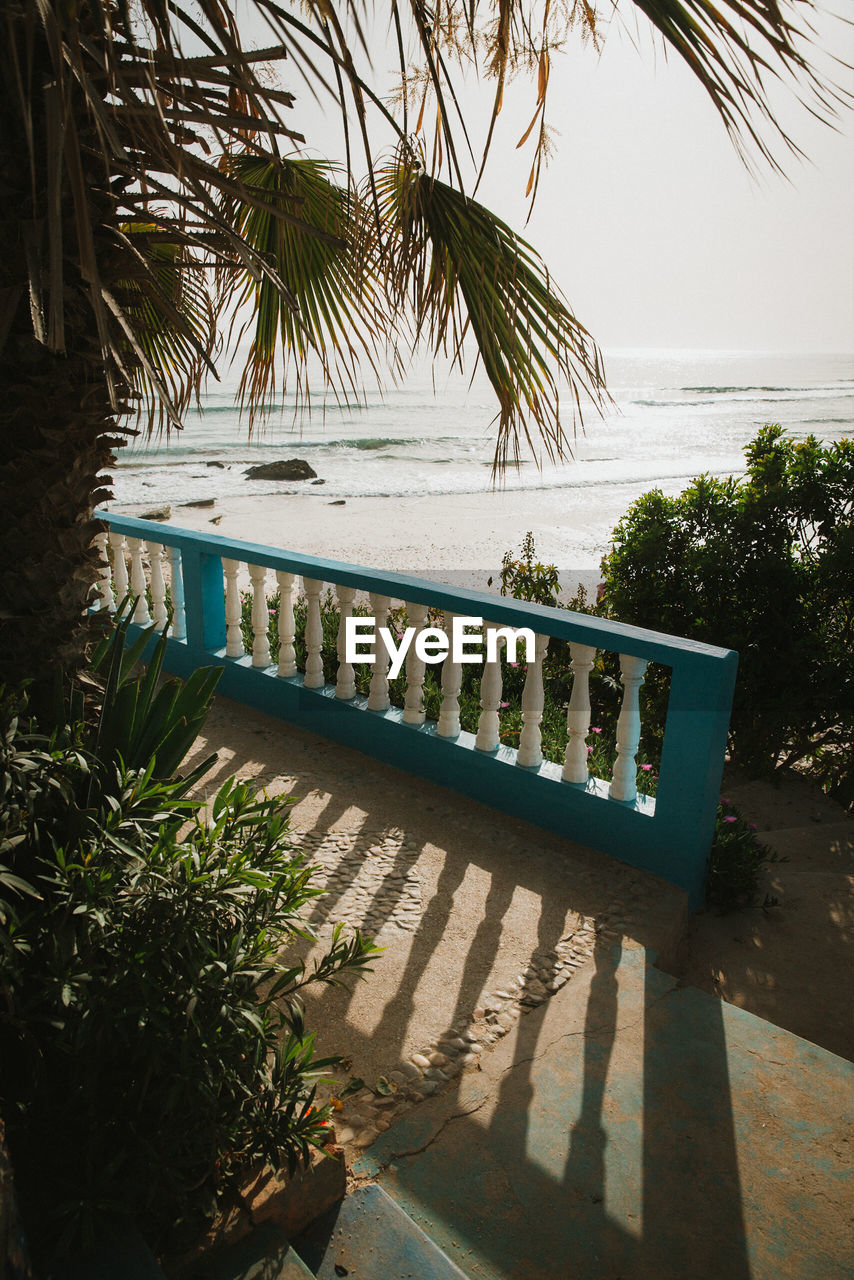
354,941,853,1280
197,1221,315,1280
291,1184,470,1279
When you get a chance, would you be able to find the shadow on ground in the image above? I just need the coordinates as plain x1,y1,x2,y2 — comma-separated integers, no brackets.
183,696,853,1280
352,941,852,1280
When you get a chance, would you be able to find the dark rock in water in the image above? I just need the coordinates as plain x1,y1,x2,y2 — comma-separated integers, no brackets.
180,498,216,508
244,458,317,481
311,478,326,485
137,505,171,521
329,500,346,506
206,460,225,468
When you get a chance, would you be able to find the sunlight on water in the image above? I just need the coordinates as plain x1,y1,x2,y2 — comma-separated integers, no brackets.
111,350,852,515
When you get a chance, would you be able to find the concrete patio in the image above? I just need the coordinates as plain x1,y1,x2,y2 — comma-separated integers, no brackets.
182,693,853,1280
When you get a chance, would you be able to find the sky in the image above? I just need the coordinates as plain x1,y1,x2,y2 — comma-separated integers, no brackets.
478,5,854,354
241,1,854,357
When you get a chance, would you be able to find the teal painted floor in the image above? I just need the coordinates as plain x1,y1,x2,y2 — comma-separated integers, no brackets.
355,944,853,1280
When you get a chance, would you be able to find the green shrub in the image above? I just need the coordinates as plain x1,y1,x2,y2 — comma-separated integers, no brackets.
499,530,561,606
600,426,854,801
707,799,785,912
0,622,377,1262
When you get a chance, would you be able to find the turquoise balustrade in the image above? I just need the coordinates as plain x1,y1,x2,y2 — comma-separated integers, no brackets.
94,513,738,908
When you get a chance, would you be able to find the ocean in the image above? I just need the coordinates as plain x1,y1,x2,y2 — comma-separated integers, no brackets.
109,348,853,566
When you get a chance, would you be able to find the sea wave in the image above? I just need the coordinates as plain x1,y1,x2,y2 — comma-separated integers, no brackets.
108,350,853,510
679,384,853,395
633,388,852,407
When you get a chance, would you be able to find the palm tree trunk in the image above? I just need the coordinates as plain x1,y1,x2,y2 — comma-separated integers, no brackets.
0,331,120,691
0,20,130,696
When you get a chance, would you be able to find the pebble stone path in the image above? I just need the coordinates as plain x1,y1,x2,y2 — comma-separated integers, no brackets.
287,825,637,1155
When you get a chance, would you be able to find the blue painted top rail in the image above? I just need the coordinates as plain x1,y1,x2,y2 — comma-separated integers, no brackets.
99,513,733,673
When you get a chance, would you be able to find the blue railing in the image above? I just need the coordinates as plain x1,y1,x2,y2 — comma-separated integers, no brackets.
94,512,738,908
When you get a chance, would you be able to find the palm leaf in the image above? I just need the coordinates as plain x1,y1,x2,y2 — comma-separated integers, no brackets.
113,222,218,431
623,0,848,171
376,147,608,472
219,154,394,419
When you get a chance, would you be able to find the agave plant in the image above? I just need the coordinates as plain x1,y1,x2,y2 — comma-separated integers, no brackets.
0,0,847,688
88,599,221,785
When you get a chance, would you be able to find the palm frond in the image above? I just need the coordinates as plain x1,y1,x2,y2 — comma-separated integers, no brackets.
2,0,848,472
113,223,218,431
219,155,394,421
623,0,850,171
376,147,608,473
395,0,849,189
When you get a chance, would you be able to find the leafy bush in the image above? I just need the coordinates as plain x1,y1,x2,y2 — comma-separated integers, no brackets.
0,620,377,1262
499,530,561,606
707,799,785,911
600,426,854,800
88,602,222,782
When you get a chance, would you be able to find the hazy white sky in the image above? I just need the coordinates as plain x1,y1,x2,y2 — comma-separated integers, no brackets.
246,2,854,356
476,6,854,353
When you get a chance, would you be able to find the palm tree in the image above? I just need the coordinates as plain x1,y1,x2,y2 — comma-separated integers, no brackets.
0,0,845,691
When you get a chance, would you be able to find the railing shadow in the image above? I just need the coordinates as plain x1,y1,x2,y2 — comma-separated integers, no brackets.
181,691,654,1078
359,940,754,1280
180,692,755,1276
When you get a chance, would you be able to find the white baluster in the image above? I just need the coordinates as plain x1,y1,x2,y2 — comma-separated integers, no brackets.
94,531,113,611
166,546,186,639
402,601,429,725
223,559,243,657
248,563,271,667
475,625,503,751
148,542,168,630
303,577,325,688
276,571,297,677
109,531,129,607
437,611,461,738
610,654,648,802
367,593,391,711
335,584,356,699
126,537,151,624
563,642,597,783
517,633,550,768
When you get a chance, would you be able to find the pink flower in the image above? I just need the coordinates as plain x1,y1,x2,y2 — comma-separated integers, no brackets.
640,764,652,772
721,797,730,805
499,701,509,709
509,662,519,669
653,774,659,781
591,727,602,734
587,746,594,755
748,822,757,830
723,815,737,823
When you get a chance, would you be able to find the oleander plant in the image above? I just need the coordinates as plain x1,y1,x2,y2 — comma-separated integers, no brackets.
0,610,377,1263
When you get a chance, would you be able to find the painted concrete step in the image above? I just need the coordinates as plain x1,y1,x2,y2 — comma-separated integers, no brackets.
197,1221,314,1280
291,1184,470,1280
355,941,853,1280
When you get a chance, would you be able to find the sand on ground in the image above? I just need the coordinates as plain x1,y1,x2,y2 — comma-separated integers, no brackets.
115,483,654,594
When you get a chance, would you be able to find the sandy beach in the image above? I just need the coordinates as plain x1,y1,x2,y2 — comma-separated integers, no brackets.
108,352,852,598
115,479,673,595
